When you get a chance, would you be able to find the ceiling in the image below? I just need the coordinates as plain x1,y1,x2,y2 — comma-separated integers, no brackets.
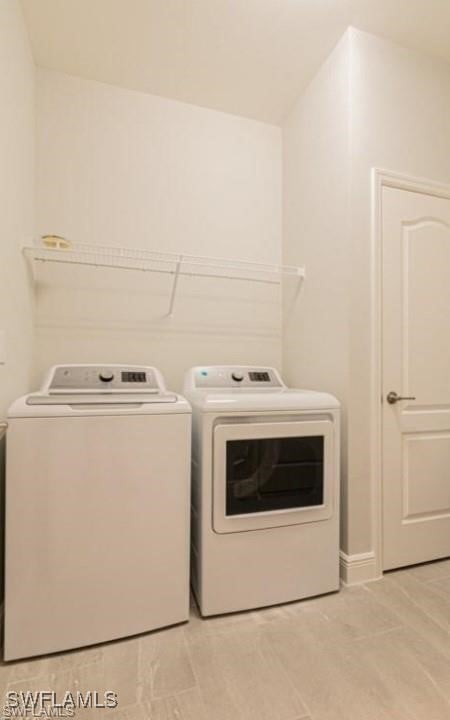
21,0,450,125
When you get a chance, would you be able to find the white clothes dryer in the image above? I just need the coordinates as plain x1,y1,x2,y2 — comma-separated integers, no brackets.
183,365,340,616
5,364,191,660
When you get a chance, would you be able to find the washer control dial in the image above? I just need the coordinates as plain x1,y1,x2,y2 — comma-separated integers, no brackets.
231,371,244,382
99,371,114,382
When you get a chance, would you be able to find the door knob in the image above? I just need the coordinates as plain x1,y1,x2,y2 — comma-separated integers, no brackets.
386,391,416,405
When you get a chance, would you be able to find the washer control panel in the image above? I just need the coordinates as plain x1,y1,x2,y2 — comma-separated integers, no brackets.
193,366,283,388
47,365,162,393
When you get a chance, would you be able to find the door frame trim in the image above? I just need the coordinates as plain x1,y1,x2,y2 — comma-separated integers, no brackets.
370,168,450,578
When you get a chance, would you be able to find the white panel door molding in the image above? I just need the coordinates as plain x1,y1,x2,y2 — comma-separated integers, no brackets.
381,185,450,570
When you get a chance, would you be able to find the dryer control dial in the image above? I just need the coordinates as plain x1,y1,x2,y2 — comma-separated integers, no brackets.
99,371,114,382
231,372,244,382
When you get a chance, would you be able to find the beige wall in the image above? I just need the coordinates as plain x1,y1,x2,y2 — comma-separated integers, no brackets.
282,32,351,550
0,0,35,596
6,8,450,569
283,27,450,562
34,70,282,391
348,29,450,557
0,0,35,418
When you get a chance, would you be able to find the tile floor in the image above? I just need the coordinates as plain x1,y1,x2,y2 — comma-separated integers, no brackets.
1,559,450,720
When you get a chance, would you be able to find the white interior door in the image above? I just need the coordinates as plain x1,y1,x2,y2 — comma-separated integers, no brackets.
382,185,450,570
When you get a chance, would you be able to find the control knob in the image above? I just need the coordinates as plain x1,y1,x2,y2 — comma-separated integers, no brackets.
99,371,114,382
231,371,244,382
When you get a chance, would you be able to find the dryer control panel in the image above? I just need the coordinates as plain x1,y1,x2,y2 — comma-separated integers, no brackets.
46,365,165,393
192,366,284,389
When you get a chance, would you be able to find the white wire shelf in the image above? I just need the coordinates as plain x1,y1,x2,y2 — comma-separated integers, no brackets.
23,241,305,316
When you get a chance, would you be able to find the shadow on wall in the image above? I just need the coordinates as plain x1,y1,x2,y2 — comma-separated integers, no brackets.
31,264,283,391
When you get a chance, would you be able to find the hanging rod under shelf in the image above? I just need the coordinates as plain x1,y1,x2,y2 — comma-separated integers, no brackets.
23,241,305,316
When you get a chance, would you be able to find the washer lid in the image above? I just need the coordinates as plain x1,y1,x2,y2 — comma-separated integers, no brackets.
8,364,192,418
8,393,191,418
26,392,179,406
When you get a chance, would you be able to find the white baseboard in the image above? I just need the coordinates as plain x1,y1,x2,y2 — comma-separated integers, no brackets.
339,550,381,585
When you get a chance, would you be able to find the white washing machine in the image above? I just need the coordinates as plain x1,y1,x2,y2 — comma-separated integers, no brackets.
183,365,340,616
5,364,191,660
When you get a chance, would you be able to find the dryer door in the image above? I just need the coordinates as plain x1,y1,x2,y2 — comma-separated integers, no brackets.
213,419,334,533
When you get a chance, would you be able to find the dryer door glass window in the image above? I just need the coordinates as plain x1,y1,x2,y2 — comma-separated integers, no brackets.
226,435,324,516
